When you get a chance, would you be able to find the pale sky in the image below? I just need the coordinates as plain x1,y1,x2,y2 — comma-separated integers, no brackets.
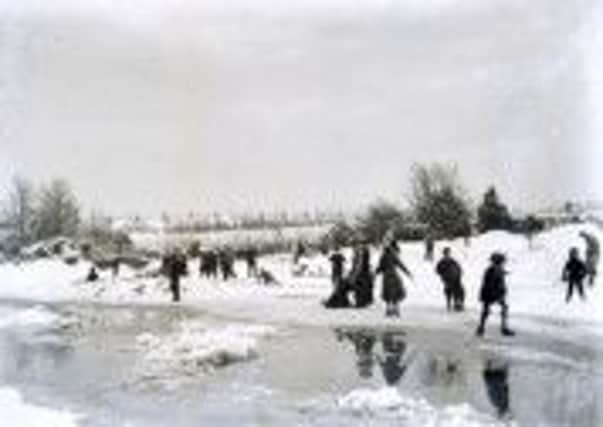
1,0,602,217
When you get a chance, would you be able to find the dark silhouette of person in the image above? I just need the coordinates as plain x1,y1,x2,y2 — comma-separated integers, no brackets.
86,266,99,282
424,235,435,262
199,250,212,278
562,247,587,303
376,241,413,317
476,253,515,337
244,247,259,278
378,331,407,386
323,275,352,308
219,248,236,281
435,247,465,311
483,360,511,418
111,257,120,280
164,250,187,302
350,244,374,308
329,248,346,289
579,231,599,286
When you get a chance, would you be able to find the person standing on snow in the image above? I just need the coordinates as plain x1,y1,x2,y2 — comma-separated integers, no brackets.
424,234,435,262
435,247,465,311
328,247,346,289
375,240,413,317
219,247,236,281
562,247,588,303
350,243,374,308
579,231,600,286
244,247,259,278
164,249,188,302
476,253,515,337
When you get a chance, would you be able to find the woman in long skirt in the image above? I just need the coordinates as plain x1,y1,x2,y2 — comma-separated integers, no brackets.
348,244,374,308
376,241,413,317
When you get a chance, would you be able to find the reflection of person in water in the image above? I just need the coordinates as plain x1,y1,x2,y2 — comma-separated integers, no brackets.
377,331,407,386
336,328,408,385
336,328,377,378
483,360,511,419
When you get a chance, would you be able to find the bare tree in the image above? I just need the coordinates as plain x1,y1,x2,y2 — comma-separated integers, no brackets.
408,163,472,238
1,175,37,246
35,178,80,240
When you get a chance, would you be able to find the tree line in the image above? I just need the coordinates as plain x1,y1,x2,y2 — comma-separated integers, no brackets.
322,162,545,248
1,176,80,249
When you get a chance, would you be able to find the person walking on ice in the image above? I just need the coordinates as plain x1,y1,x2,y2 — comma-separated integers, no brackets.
476,253,515,337
375,240,413,317
579,231,599,286
435,247,465,311
163,249,188,302
562,247,587,303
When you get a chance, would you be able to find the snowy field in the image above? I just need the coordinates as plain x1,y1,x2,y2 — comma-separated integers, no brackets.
0,223,602,426
1,223,602,332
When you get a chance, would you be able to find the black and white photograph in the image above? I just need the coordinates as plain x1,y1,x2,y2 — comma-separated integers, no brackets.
1,1,602,426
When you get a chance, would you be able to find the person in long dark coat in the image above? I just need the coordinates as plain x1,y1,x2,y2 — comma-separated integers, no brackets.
328,247,346,289
351,245,374,308
244,247,259,278
323,276,352,308
476,253,515,337
375,241,413,317
219,248,236,281
435,247,465,311
164,250,188,302
579,231,600,286
562,247,587,303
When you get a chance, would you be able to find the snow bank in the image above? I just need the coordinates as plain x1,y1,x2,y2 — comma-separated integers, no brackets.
336,387,513,426
135,321,277,384
0,387,81,427
0,305,62,330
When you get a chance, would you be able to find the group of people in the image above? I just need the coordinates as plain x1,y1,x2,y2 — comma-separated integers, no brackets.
198,248,239,281
324,239,462,319
160,246,262,302
324,229,600,338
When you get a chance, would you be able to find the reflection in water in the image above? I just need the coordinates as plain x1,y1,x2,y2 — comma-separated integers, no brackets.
335,328,407,385
483,359,511,419
378,332,407,386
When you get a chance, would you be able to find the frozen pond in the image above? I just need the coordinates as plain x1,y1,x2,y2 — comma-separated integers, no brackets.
0,300,601,426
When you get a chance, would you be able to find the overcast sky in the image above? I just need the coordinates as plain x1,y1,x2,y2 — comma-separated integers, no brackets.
1,0,602,217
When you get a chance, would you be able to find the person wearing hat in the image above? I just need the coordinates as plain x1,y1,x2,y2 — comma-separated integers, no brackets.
476,252,515,337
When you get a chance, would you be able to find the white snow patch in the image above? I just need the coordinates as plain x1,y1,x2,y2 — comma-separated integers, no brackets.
135,321,277,383
336,387,514,426
0,387,81,427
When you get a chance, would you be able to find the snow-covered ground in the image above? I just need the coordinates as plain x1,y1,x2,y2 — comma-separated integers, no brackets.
0,223,602,334
0,388,81,427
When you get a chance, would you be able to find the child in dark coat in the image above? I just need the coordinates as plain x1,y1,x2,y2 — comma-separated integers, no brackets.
435,247,465,311
476,253,515,337
562,247,587,303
